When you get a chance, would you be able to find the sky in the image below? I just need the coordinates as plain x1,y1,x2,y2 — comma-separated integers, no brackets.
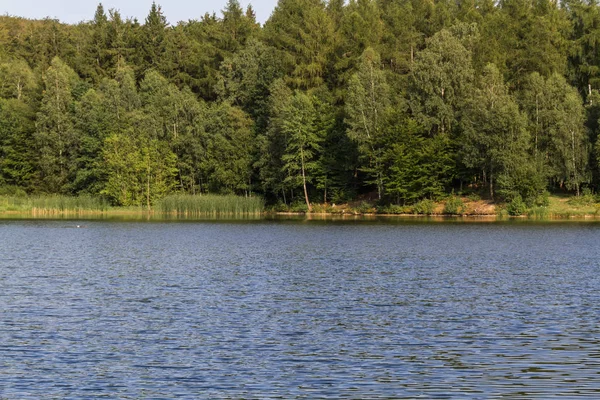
0,0,278,25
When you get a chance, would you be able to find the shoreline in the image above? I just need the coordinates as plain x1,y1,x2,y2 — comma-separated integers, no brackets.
1,209,600,221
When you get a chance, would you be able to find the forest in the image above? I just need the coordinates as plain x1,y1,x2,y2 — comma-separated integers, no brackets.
1,0,600,210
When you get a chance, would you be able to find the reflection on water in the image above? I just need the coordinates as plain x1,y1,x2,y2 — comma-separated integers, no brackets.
1,220,600,398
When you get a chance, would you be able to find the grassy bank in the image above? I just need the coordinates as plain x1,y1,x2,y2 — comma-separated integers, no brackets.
530,194,600,218
270,193,600,219
268,195,496,216
0,194,265,217
1,193,599,220
0,195,111,215
155,194,264,216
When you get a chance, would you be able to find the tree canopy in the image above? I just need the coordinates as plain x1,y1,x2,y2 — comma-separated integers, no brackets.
0,1,600,206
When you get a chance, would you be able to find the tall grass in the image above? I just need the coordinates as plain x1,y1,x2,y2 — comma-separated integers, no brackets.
156,194,264,216
0,195,110,215
526,206,549,219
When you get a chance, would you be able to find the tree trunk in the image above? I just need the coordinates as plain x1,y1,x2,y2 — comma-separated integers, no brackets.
301,147,311,212
16,78,22,100
534,94,539,154
571,129,578,196
489,168,494,201
147,162,151,211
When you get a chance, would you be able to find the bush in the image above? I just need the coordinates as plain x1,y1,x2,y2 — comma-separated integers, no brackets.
568,188,596,206
271,202,289,212
443,195,465,215
329,188,353,204
289,201,309,213
496,161,547,207
310,203,342,213
0,185,27,197
378,204,411,214
354,201,375,214
506,195,527,216
534,191,550,207
414,199,435,215
467,192,481,202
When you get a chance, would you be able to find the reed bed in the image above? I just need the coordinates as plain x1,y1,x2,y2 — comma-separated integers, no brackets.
0,195,110,215
156,194,264,216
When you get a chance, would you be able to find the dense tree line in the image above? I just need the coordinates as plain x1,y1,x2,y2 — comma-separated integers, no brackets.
2,0,600,207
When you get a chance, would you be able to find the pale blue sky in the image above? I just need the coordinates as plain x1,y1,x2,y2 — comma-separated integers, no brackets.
0,0,278,24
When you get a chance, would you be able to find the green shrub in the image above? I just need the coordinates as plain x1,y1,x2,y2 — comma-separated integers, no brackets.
568,189,596,206
0,185,27,197
310,203,335,213
506,195,527,216
534,191,550,207
443,196,465,215
272,202,290,212
378,204,411,214
496,208,509,218
467,192,481,202
289,201,309,213
329,188,353,204
414,199,435,215
355,201,375,214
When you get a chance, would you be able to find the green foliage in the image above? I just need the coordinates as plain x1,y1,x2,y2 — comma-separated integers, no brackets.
495,159,547,206
443,195,465,215
202,103,255,194
34,57,80,193
0,185,27,197
0,58,37,101
156,194,264,215
414,199,436,215
535,191,551,207
519,72,589,195
567,188,597,206
409,29,474,136
102,129,177,207
345,48,390,199
0,98,36,189
0,2,599,211
0,194,109,213
377,204,412,214
354,201,375,214
216,39,284,126
280,91,323,211
506,195,527,216
256,79,293,200
527,206,549,219
289,200,309,213
461,63,533,201
263,0,334,89
467,192,481,202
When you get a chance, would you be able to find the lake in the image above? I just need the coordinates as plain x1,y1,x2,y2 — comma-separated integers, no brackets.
1,218,600,398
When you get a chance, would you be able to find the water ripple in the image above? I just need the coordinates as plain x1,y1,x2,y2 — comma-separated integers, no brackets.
0,220,600,397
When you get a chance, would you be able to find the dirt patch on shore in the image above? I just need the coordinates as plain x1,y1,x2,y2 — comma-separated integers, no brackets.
461,199,497,215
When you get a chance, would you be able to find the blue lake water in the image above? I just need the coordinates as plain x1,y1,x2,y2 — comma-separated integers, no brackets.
1,219,600,398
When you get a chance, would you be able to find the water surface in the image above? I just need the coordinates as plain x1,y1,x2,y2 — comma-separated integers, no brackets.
1,219,599,398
